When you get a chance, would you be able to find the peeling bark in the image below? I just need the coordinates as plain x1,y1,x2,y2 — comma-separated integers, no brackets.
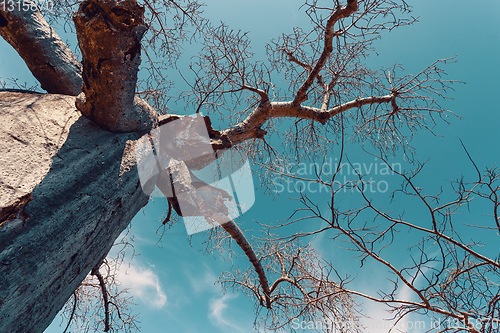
0,92,149,332
0,7,82,96
0,193,32,228
74,0,157,133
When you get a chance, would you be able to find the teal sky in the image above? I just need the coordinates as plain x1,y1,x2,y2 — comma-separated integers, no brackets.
1,0,499,332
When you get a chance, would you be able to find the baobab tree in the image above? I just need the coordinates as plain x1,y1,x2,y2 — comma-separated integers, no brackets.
0,0,497,332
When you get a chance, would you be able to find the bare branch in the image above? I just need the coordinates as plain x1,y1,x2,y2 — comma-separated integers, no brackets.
91,265,110,332
220,94,394,146
293,0,358,105
221,220,272,308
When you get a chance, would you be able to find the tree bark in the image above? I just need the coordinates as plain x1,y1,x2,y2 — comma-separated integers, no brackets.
0,92,149,333
0,2,160,331
73,0,157,133
0,6,83,96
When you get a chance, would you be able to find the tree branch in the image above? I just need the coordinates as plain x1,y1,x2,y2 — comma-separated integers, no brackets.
74,0,158,132
0,4,82,95
62,292,77,333
221,219,272,308
219,94,394,146
91,265,110,332
292,0,358,105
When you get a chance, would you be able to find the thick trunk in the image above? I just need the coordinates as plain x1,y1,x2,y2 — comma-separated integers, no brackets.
0,92,149,332
74,0,157,133
0,1,160,330
0,6,82,96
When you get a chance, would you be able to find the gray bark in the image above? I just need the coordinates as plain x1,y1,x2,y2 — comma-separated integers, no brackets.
0,92,149,332
0,6,83,96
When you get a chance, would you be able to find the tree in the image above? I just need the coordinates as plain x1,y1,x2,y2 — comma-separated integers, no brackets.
0,0,498,332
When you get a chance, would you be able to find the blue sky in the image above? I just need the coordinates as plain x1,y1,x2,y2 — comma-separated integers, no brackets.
1,0,499,332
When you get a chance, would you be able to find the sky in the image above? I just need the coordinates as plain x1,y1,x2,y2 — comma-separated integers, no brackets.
1,0,499,332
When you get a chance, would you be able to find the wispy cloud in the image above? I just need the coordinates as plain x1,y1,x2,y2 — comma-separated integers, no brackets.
184,263,218,294
116,261,167,309
209,294,246,333
359,263,433,333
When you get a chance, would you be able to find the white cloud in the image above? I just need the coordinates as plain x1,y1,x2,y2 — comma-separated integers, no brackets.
184,263,218,294
208,294,245,333
116,261,167,309
359,264,432,333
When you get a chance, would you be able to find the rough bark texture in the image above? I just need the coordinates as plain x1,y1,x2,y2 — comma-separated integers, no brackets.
0,92,149,333
74,0,157,133
0,7,83,96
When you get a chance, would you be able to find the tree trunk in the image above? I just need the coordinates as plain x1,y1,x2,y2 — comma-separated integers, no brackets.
0,1,161,330
0,91,149,332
